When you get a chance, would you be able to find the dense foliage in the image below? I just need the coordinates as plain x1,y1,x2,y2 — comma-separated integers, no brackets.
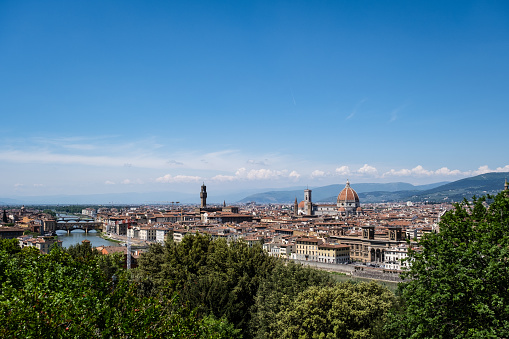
138,233,395,338
0,239,237,338
387,190,509,338
273,281,395,339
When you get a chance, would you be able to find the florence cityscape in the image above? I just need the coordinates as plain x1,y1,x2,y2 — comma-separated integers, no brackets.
1,1,509,338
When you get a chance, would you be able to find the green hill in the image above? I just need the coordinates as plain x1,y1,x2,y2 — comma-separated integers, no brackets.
238,181,448,204
238,173,508,204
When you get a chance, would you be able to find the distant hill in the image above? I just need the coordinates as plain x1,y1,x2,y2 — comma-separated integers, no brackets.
2,173,505,205
409,172,509,203
0,198,24,206
238,181,449,204
238,173,508,204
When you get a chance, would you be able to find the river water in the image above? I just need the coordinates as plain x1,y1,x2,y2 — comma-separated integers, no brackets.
55,213,119,248
56,230,120,248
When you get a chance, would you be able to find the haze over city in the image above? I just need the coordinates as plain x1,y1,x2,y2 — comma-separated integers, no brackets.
1,1,508,199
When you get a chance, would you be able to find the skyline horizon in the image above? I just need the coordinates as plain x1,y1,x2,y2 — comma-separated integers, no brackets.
2,171,508,206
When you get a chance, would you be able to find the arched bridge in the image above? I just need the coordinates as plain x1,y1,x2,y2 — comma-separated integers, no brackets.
56,220,103,233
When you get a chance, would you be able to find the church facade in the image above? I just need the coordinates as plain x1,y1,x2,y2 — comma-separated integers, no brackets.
297,180,363,217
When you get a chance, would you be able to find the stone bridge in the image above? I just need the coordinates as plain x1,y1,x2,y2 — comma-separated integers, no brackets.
46,219,104,233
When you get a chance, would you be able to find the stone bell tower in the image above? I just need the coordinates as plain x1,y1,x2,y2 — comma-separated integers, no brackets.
200,183,207,208
304,188,313,215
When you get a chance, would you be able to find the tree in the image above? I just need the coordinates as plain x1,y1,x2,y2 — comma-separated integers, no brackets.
65,241,100,262
272,281,395,339
386,191,509,338
0,244,238,338
249,260,335,338
138,233,277,337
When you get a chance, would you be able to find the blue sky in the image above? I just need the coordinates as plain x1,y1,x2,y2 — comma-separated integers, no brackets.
1,0,508,197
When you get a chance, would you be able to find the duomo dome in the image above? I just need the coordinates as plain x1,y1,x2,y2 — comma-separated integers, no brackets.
337,180,361,216
337,180,359,204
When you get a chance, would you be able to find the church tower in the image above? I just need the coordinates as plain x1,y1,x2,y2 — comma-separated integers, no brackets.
304,188,313,215
294,197,298,216
200,183,207,208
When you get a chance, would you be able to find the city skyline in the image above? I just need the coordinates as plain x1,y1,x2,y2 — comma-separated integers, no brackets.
1,1,509,197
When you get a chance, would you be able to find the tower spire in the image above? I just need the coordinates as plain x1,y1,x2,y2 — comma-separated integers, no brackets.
200,183,207,208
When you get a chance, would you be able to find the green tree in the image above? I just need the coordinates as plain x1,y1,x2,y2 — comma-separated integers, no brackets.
138,233,277,337
66,240,100,262
0,245,237,338
272,281,395,339
386,191,509,338
249,260,335,338
0,238,21,255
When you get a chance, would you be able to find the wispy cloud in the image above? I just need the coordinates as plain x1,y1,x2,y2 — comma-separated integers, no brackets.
389,103,407,122
210,167,300,182
346,98,367,120
156,174,203,183
383,165,509,178
247,159,269,166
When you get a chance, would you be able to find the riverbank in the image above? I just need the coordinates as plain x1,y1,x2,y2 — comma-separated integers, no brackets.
292,259,402,291
98,232,123,244
100,233,151,248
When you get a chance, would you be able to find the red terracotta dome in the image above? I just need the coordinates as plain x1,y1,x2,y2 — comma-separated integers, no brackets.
337,180,359,204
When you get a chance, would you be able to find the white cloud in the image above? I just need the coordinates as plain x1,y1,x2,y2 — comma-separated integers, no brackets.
156,174,202,183
105,181,116,185
121,179,132,184
211,168,297,182
289,171,301,179
382,165,489,178
211,174,236,182
434,167,463,176
384,168,412,177
245,169,288,180
311,170,326,178
472,165,509,175
172,175,201,183
411,165,434,176
357,164,378,176
335,166,351,176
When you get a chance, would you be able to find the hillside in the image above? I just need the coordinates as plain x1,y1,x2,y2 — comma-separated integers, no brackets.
238,181,448,204
409,172,509,202
238,173,508,204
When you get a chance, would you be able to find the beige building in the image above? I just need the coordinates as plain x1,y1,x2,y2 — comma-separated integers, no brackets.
18,235,62,254
317,243,350,264
330,225,406,263
294,236,350,263
139,227,157,241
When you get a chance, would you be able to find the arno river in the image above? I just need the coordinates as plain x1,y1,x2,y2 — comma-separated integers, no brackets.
56,230,120,248
55,213,119,248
